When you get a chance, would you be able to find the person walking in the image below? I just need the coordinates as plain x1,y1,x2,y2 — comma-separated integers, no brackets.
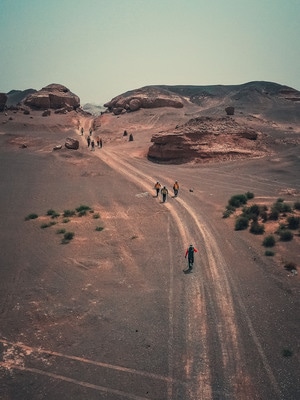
87,136,91,148
100,138,103,148
161,186,168,203
91,139,95,151
173,181,179,197
184,244,198,272
154,181,161,197
80,127,84,136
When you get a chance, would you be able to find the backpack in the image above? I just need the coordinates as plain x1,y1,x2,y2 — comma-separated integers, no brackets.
188,246,194,258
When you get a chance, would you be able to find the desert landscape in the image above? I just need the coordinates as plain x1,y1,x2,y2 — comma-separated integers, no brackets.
0,82,299,399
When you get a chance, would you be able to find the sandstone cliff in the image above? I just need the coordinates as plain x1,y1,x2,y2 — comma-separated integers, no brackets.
148,116,266,164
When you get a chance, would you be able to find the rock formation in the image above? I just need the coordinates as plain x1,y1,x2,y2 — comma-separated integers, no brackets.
65,137,79,150
104,86,184,115
23,84,80,111
148,116,264,164
0,93,7,111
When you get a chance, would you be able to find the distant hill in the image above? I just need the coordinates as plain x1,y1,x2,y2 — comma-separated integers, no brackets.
6,89,37,107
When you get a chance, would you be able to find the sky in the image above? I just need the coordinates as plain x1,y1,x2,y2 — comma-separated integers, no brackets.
0,0,300,105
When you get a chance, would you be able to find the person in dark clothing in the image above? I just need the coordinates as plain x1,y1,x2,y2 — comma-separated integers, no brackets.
161,186,168,203
185,244,198,271
87,136,91,147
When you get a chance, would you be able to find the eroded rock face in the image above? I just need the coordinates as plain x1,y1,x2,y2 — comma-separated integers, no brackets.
24,84,80,110
0,93,8,111
104,86,184,114
148,116,264,164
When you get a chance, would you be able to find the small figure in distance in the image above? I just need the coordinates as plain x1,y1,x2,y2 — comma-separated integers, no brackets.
87,136,91,148
154,181,161,197
80,127,84,136
91,139,95,151
161,186,168,203
89,128,93,136
173,181,179,197
100,138,103,148
184,244,198,273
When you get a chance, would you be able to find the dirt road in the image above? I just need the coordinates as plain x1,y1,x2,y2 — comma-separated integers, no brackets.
0,117,299,399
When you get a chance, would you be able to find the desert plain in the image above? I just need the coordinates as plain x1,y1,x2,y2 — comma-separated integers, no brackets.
0,89,300,399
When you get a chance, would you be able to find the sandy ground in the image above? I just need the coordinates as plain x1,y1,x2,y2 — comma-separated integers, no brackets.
0,108,299,400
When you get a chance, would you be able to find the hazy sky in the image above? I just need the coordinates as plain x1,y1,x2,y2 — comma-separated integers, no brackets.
1,0,299,104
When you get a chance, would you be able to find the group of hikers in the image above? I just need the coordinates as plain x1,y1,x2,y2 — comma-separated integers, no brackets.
154,181,198,272
154,180,179,202
80,127,102,150
79,127,198,274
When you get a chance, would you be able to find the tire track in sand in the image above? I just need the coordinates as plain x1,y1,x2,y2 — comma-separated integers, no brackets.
95,147,282,399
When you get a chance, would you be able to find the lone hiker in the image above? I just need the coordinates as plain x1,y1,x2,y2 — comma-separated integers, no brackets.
154,181,161,197
161,186,168,203
173,181,179,197
184,244,198,272
87,136,91,147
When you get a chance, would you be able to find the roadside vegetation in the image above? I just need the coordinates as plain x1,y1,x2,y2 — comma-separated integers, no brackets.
223,193,299,274
25,204,104,244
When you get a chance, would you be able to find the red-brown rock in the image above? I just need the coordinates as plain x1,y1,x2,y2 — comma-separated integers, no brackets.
0,93,8,111
24,84,80,110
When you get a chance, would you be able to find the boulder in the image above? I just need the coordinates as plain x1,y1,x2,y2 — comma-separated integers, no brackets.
24,84,80,111
0,93,8,111
65,137,79,150
225,106,235,115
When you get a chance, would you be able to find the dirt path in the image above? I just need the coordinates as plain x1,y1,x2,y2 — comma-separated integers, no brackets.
78,140,287,399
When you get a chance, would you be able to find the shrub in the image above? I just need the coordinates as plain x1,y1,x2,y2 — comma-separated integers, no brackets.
265,250,275,256
63,209,75,217
62,231,75,243
46,209,56,216
56,228,66,234
250,221,265,234
223,209,234,218
93,213,100,219
287,216,300,230
282,203,292,213
78,210,87,217
62,218,70,223
229,194,248,208
269,208,279,221
242,204,260,220
294,201,300,211
76,205,91,213
282,348,293,358
25,213,38,221
245,191,254,199
278,230,293,242
235,217,249,231
95,226,104,231
262,235,276,247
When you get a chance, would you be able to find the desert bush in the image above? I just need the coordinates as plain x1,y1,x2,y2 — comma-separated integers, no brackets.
272,200,292,214
282,348,293,358
242,204,260,220
41,221,56,228
235,217,249,231
63,209,75,217
261,210,268,222
62,218,70,223
278,230,293,242
250,221,265,235
25,213,38,221
294,201,300,210
229,194,248,208
56,228,66,234
287,216,300,230
95,226,104,231
262,235,276,247
93,213,100,219
265,250,275,256
76,205,91,213
62,231,75,243
245,191,254,199
222,209,234,218
269,208,279,221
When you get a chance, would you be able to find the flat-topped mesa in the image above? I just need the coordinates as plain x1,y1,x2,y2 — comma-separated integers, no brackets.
104,86,184,115
23,83,80,111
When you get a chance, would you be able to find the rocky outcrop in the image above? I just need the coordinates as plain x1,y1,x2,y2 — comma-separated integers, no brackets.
24,84,80,110
148,116,264,164
225,106,235,115
65,137,79,150
0,93,7,111
104,86,184,114
6,89,36,107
